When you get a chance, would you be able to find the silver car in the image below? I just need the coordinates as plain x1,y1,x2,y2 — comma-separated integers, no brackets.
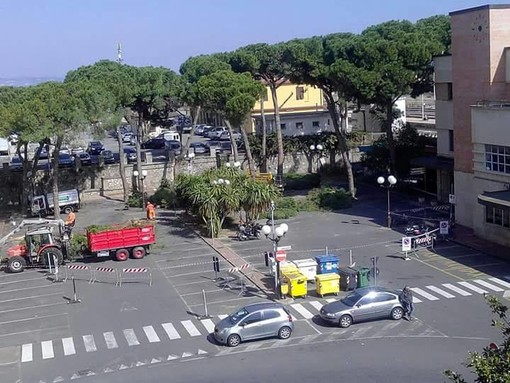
319,287,405,328
214,302,294,347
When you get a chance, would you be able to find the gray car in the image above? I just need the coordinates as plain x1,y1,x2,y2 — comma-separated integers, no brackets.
214,302,294,347
319,287,405,328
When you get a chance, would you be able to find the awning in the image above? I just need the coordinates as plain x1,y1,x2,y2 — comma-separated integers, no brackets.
410,156,454,171
478,190,510,209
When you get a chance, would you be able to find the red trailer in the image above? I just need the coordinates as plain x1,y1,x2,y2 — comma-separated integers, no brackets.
86,224,156,261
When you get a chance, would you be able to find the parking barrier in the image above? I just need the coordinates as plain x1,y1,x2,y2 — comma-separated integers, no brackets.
118,267,152,286
91,266,119,285
64,264,93,283
228,264,250,273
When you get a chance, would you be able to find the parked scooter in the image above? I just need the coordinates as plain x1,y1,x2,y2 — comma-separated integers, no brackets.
237,221,262,241
405,223,429,236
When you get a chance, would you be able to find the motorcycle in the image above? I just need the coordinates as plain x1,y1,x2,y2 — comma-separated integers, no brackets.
405,223,429,236
237,222,262,241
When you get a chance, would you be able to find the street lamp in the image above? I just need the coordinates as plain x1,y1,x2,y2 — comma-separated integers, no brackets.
377,175,397,228
261,201,289,299
225,161,241,169
310,144,324,172
133,169,148,208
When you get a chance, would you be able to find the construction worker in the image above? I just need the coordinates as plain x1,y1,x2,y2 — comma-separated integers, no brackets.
65,210,76,227
146,201,156,220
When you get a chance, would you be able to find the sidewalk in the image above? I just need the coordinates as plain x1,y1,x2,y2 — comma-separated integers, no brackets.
450,224,510,262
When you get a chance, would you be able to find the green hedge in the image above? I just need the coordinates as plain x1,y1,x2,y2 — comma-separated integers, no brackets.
308,187,352,210
284,173,321,190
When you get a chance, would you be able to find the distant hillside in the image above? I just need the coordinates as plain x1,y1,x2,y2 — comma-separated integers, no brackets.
0,77,63,87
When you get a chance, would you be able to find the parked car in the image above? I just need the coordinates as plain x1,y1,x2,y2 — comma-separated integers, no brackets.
36,147,49,159
59,147,71,155
141,138,165,149
194,124,206,136
76,152,91,165
208,127,228,139
87,141,104,155
165,140,182,156
124,147,137,164
101,150,115,164
319,287,405,328
202,126,214,138
189,142,208,155
159,131,180,142
180,125,193,134
58,153,75,167
122,133,133,143
213,302,294,347
9,155,23,171
219,130,242,141
71,147,85,156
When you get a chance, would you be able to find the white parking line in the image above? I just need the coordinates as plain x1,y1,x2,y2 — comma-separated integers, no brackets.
458,281,487,294
181,320,201,337
161,322,181,340
309,301,323,311
143,325,161,343
291,303,314,319
489,277,510,289
218,315,228,320
123,329,140,346
103,332,118,349
410,287,439,301
473,279,504,292
426,285,455,298
442,283,472,296
412,296,422,303
62,337,76,356
200,319,215,333
41,340,54,359
21,343,32,363
82,335,97,352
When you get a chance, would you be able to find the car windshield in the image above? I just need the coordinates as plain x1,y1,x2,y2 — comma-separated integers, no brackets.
341,292,363,307
229,308,249,324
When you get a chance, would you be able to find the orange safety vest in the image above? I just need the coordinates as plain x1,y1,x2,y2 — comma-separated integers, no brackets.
65,211,76,225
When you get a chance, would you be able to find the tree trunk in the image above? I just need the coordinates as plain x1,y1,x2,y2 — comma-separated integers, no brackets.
18,144,30,214
51,136,64,219
385,100,397,173
260,98,267,173
240,125,255,178
324,92,356,199
224,120,239,162
116,126,129,205
180,105,201,160
269,84,284,179
135,113,144,195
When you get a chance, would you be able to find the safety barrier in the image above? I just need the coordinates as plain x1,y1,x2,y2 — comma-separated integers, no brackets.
64,264,93,283
118,267,152,286
91,266,119,285
228,264,250,273
218,264,253,296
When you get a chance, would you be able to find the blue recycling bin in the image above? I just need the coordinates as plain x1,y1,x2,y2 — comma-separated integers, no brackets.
314,255,340,275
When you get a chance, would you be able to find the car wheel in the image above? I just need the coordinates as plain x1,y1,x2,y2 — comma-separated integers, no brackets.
391,307,404,320
227,334,241,347
278,326,292,340
339,315,353,328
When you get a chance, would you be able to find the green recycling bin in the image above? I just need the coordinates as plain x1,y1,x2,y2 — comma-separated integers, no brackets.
357,267,371,288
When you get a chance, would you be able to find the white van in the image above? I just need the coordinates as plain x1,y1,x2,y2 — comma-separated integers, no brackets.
161,131,180,142
0,138,9,155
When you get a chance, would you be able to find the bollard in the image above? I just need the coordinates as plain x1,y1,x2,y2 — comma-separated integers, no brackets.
67,276,81,304
198,289,212,320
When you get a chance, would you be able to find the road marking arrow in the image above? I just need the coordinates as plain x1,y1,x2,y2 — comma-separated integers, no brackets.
182,352,193,358
197,349,208,355
167,354,179,360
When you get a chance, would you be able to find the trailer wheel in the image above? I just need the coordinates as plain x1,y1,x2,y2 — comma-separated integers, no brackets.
131,247,146,259
41,248,64,266
7,256,26,273
115,249,129,262
63,206,73,214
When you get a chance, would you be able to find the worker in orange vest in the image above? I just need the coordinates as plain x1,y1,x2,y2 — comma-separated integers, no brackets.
65,210,76,227
146,201,156,220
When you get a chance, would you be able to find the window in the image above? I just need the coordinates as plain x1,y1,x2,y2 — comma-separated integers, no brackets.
485,144,510,174
263,310,281,320
296,86,305,100
242,312,262,325
449,130,454,152
280,123,286,130
312,121,320,128
296,122,304,129
373,293,396,303
486,207,510,229
357,296,374,306
447,83,453,100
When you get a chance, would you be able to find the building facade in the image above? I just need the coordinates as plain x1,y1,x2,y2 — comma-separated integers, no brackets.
443,4,510,246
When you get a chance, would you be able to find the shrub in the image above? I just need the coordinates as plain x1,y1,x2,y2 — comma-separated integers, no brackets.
151,183,177,209
266,197,299,220
284,173,321,190
127,191,143,208
297,198,320,212
307,187,352,211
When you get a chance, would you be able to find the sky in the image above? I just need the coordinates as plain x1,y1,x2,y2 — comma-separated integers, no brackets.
0,0,509,79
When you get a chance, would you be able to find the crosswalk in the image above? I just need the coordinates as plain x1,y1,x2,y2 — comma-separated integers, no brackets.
19,276,510,364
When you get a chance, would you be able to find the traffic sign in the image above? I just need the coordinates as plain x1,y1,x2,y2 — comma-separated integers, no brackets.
275,250,286,262
402,237,411,252
440,221,449,235
277,245,292,251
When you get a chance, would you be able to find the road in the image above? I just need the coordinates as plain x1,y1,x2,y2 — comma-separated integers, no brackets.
0,185,508,382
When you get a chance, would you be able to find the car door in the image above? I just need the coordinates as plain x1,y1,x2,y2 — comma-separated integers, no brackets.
260,309,284,337
372,293,399,318
238,312,264,340
351,295,377,321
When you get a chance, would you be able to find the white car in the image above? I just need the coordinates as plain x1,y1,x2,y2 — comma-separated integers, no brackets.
208,127,228,139
219,131,242,141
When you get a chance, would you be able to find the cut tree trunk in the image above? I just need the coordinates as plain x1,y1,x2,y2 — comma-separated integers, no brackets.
270,84,284,179
116,126,129,205
240,125,255,178
385,100,397,173
181,106,201,159
260,98,267,173
224,120,239,162
51,136,64,219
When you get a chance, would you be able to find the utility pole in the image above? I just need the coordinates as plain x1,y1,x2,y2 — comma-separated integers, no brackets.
117,43,123,64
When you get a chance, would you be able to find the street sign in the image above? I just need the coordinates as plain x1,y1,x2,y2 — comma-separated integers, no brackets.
439,221,449,235
402,237,411,252
449,194,456,204
275,250,286,262
277,245,292,251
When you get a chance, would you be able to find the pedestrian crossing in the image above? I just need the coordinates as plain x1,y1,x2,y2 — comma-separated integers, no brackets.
18,276,510,364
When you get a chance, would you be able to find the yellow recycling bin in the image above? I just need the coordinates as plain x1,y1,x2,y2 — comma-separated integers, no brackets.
280,262,298,278
280,281,289,298
284,271,308,299
315,273,340,298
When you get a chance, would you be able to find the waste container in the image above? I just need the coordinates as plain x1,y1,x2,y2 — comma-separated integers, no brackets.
279,261,298,277
280,281,289,298
292,258,317,282
337,267,358,291
356,267,371,288
314,255,340,275
315,273,340,297
284,271,308,298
